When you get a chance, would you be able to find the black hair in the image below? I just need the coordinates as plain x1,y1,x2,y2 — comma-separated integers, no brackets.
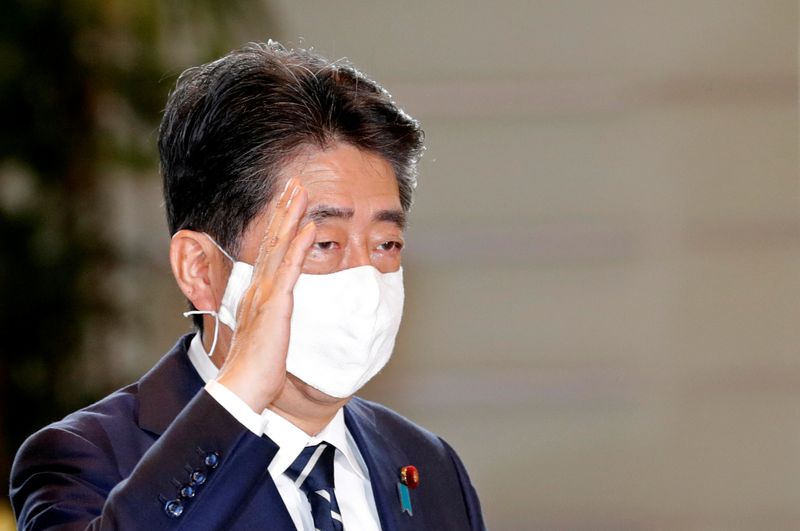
158,41,424,329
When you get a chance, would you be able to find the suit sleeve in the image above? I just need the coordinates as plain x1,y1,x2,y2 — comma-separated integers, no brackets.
440,438,487,531
11,390,278,530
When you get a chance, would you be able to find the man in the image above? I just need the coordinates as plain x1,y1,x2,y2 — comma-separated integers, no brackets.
10,42,485,530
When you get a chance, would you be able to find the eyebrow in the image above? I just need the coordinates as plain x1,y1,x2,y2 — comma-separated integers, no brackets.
306,205,354,224
374,209,407,230
305,204,407,230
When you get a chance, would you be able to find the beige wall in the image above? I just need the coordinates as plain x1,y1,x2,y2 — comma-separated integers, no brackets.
96,2,799,529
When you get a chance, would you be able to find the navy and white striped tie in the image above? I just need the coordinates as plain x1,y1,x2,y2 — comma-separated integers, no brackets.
285,443,344,531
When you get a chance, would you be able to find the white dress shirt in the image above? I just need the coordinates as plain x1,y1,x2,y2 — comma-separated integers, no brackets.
187,333,381,531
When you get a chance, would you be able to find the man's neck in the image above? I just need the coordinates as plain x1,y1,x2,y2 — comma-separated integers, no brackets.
269,375,350,436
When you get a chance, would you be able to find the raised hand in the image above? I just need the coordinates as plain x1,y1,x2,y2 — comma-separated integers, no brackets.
216,177,316,413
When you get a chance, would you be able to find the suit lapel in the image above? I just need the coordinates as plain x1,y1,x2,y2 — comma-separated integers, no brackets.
344,399,427,531
137,334,204,436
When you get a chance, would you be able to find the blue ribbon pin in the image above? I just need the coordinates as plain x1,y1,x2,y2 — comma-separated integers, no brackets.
397,483,413,515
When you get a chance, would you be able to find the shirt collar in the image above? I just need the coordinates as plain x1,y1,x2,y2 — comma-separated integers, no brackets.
186,332,367,480
264,406,367,481
187,332,219,383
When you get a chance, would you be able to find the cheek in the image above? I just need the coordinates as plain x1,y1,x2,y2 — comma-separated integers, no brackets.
301,248,337,275
370,248,403,274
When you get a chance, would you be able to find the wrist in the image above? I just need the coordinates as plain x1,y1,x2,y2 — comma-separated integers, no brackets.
216,367,281,413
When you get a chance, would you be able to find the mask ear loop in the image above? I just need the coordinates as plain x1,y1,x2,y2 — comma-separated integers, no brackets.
183,310,220,357
202,233,236,263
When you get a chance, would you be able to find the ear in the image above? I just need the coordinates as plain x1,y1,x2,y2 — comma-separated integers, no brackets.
169,230,230,312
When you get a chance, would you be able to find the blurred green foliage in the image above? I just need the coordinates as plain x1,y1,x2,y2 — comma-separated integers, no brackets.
0,0,271,504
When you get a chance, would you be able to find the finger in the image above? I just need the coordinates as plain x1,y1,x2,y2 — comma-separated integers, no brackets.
253,177,298,270
235,219,314,327
272,220,317,296
253,183,308,281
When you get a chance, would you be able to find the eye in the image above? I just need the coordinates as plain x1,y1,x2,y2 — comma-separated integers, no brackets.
378,241,404,252
313,241,338,251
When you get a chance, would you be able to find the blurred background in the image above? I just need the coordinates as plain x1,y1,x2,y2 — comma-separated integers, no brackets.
1,1,797,529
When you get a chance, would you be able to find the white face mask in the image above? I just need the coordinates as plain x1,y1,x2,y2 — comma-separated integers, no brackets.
185,235,404,398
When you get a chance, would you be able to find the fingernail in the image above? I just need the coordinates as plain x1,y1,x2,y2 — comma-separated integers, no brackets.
282,178,293,195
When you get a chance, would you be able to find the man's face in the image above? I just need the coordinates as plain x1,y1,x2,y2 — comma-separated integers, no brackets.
238,142,405,274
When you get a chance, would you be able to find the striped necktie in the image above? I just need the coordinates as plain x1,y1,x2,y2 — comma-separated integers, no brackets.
285,443,344,531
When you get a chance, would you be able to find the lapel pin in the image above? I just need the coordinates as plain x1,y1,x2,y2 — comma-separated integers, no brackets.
400,465,419,489
397,465,419,515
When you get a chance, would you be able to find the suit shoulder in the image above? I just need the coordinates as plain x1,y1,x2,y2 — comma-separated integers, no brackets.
12,383,140,480
43,383,139,438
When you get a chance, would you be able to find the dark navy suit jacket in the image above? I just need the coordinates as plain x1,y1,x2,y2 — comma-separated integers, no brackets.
10,335,486,530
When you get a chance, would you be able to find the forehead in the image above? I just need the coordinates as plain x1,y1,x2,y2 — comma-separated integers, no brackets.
278,144,400,206
238,144,403,259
